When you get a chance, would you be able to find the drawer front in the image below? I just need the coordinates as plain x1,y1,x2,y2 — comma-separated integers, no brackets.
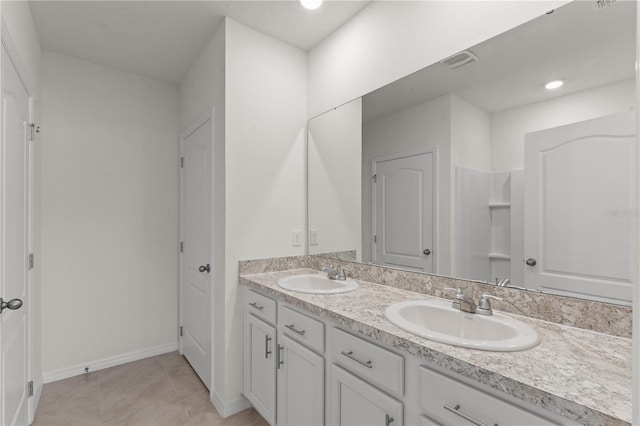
331,328,404,397
245,288,276,325
420,366,558,426
279,305,325,353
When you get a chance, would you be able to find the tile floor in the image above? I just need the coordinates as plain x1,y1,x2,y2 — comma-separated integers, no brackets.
33,352,269,426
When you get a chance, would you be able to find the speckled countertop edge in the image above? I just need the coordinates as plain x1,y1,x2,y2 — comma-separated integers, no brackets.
240,269,632,426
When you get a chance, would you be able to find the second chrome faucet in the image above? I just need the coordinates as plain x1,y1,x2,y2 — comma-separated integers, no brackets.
444,288,502,316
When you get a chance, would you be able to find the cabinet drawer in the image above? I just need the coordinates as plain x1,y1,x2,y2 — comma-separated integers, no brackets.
331,328,404,397
420,366,558,426
245,288,276,325
279,305,325,353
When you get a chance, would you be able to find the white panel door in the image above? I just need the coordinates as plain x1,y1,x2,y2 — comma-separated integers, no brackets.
1,43,30,426
524,112,634,304
277,333,324,426
180,116,212,389
374,152,435,272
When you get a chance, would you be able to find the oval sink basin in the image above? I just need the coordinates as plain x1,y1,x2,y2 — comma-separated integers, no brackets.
278,274,359,294
385,299,539,351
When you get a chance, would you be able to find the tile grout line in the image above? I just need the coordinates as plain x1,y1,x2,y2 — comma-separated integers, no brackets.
162,358,195,426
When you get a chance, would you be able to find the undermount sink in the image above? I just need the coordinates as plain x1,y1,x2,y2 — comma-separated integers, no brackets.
277,274,359,294
385,299,539,352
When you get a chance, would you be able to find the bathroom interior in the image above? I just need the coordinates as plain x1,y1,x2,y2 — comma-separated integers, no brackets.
1,0,638,425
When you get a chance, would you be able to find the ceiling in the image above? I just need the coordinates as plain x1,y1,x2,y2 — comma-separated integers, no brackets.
362,0,636,120
29,0,370,84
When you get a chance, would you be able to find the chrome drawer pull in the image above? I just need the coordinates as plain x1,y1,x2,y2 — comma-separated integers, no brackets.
341,350,373,369
285,324,306,336
444,404,497,426
385,414,394,426
265,335,272,359
277,344,284,369
249,302,264,311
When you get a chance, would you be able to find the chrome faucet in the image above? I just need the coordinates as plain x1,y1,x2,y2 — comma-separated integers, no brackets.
444,288,504,316
476,294,503,316
323,266,349,281
444,288,476,313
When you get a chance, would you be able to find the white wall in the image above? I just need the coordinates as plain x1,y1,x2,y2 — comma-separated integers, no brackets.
308,0,570,117
40,51,180,375
1,0,43,413
308,99,361,258
179,21,226,404
491,79,635,171
224,18,307,406
362,95,451,272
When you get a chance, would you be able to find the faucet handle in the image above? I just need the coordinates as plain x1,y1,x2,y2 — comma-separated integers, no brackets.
477,294,503,316
337,268,349,280
443,287,464,298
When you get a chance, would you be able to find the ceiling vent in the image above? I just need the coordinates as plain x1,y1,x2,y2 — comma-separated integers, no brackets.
440,50,478,69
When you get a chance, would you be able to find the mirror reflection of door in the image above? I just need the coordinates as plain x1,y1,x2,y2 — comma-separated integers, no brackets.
524,112,634,305
373,150,436,273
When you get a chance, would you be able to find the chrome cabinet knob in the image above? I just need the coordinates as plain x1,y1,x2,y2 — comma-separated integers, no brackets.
423,249,431,255
525,258,537,266
0,298,23,314
199,264,211,273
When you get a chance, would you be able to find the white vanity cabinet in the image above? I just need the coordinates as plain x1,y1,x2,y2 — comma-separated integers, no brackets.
331,364,403,426
277,304,325,425
243,287,326,426
418,366,561,426
329,327,404,426
243,290,278,425
242,284,577,426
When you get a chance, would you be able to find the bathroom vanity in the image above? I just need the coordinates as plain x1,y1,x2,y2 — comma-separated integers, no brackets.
240,267,631,426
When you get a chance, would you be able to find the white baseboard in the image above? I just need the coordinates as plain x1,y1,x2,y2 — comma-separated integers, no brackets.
211,388,252,418
42,342,178,383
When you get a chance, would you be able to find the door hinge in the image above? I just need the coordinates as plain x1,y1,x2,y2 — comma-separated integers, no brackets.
28,381,34,397
28,253,34,270
373,174,377,183
374,235,377,243
180,157,184,168
180,242,183,253
28,123,39,142
179,326,183,337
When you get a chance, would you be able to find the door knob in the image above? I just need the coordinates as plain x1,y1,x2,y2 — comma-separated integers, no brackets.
0,298,23,314
199,264,211,273
525,258,537,266
423,249,431,256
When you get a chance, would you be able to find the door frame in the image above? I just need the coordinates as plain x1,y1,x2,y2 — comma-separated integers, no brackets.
371,147,439,271
178,108,214,383
1,23,38,423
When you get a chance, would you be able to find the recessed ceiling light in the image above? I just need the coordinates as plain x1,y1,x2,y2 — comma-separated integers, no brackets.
300,0,322,10
545,80,564,90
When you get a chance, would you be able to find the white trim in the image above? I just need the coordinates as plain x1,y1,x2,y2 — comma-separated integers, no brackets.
0,18,34,95
211,388,252,418
42,342,178,384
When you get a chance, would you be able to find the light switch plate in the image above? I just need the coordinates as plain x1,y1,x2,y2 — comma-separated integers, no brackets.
292,230,302,246
310,229,319,246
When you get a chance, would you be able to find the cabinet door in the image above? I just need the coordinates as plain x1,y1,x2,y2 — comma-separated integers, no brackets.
277,333,324,425
244,314,276,425
331,364,403,426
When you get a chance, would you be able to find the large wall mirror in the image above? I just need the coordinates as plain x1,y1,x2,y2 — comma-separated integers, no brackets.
307,0,636,305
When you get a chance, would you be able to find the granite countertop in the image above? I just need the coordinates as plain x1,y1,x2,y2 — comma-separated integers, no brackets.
240,268,632,426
